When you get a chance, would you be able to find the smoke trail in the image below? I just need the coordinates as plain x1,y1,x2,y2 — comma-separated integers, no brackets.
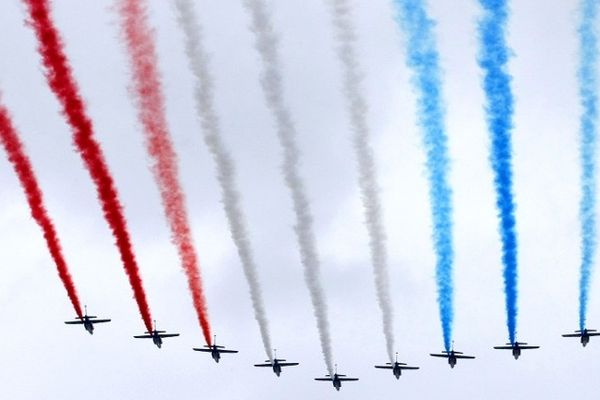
22,0,153,331
0,100,83,318
326,0,395,362
243,0,334,374
117,0,212,345
173,0,272,359
477,0,518,344
578,0,599,332
392,0,454,351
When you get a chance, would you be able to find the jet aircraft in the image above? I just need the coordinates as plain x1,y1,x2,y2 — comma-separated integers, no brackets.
374,352,419,379
64,306,111,335
315,365,358,391
254,350,299,376
562,329,600,347
133,321,179,348
193,336,238,363
493,341,539,359
430,346,475,368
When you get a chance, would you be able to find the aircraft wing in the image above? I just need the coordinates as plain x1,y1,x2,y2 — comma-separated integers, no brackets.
64,320,85,325
589,332,600,336
279,362,299,367
455,354,475,359
429,353,449,358
493,345,513,349
519,345,540,349
218,349,238,354
374,365,393,369
314,378,332,381
91,319,111,324
254,363,272,367
193,348,213,352
399,366,420,370
133,334,154,339
157,333,179,338
338,378,359,382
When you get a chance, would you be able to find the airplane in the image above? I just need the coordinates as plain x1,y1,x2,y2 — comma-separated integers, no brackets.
192,336,238,363
254,349,299,376
562,329,600,347
64,306,111,335
315,365,359,391
374,352,419,379
430,344,475,368
493,341,540,359
133,321,179,348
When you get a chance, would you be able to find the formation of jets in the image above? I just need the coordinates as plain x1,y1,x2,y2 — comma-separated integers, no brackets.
63,309,600,391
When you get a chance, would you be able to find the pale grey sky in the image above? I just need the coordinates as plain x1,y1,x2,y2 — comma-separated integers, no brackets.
0,0,594,398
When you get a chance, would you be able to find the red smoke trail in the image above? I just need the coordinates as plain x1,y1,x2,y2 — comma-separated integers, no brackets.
22,0,153,331
0,101,83,318
117,0,212,345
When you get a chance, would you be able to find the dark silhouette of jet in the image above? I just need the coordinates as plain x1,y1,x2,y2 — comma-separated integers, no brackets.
193,336,238,363
430,344,475,368
374,352,419,379
494,341,539,359
315,365,358,391
133,321,179,348
64,306,110,335
562,329,600,347
254,349,299,376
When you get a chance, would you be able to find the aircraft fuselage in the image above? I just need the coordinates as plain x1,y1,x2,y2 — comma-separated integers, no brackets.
154,335,163,348
333,376,341,391
273,363,282,377
513,347,521,360
582,334,589,347
449,356,456,368
84,318,94,335
212,348,221,363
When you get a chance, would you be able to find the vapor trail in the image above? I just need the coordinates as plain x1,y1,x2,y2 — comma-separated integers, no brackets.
577,0,599,332
117,0,212,344
243,0,334,374
0,100,83,318
173,0,273,359
326,0,395,362
22,0,154,331
392,0,454,351
477,0,519,344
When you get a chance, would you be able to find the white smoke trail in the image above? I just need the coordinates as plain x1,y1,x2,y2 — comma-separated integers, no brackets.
173,0,273,360
325,0,395,362
243,0,334,374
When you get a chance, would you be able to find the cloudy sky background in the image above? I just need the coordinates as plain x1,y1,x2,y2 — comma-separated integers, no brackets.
0,0,594,398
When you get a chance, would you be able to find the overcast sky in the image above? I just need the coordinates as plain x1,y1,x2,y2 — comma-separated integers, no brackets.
0,0,595,398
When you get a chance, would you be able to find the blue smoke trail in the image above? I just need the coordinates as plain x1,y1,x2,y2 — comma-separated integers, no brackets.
477,0,518,344
578,0,599,332
392,0,454,351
